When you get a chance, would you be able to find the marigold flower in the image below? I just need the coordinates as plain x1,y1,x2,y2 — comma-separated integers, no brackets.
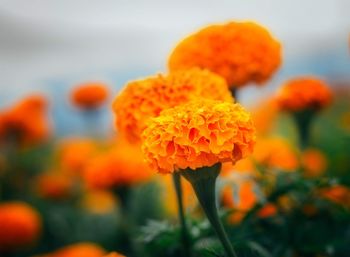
257,203,277,218
113,68,233,142
276,77,332,112
321,185,350,207
251,98,279,135
42,243,106,257
58,138,97,175
71,82,109,109
168,21,281,87
0,202,41,250
142,99,255,173
302,148,327,178
80,189,117,214
0,95,50,146
103,252,125,257
35,172,73,200
84,138,154,188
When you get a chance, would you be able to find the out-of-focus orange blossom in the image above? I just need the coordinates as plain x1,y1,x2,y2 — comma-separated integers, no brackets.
35,172,73,200
251,98,279,135
257,203,278,218
276,77,332,112
71,82,109,110
168,21,281,88
142,99,256,173
320,185,350,207
0,202,41,251
80,189,117,214
159,175,196,216
58,138,98,175
113,68,233,143
103,253,125,257
301,148,328,178
84,138,154,189
38,243,106,257
0,95,50,146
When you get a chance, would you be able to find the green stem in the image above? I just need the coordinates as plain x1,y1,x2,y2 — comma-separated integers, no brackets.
181,163,238,257
172,173,192,257
230,87,237,101
293,109,315,150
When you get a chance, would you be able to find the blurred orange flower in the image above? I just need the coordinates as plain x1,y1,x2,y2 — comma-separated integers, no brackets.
113,68,233,142
58,138,97,175
71,82,109,109
80,189,117,214
251,98,279,135
257,203,277,218
168,21,281,87
84,138,154,189
301,148,328,178
0,202,41,251
41,243,106,257
321,185,350,207
159,175,196,216
36,172,73,200
222,180,257,223
103,253,125,257
276,77,332,112
0,95,50,146
142,99,256,173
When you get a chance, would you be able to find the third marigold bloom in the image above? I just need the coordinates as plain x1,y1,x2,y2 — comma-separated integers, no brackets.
142,99,256,173
168,21,281,88
276,77,332,112
71,82,109,109
113,68,233,142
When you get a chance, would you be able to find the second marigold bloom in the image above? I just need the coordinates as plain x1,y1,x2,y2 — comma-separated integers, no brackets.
276,77,332,112
168,21,281,87
113,68,233,143
71,82,109,109
142,99,256,173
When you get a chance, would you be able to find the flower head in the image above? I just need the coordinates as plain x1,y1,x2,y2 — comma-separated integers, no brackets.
103,253,125,257
84,138,154,188
42,243,106,257
302,148,328,177
0,202,41,250
0,95,50,146
113,68,233,142
276,77,332,112
142,99,256,173
80,189,117,214
35,172,73,200
321,185,350,207
71,82,109,109
168,21,281,87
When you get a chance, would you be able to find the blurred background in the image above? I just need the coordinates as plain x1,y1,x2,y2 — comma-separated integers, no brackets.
1,0,349,136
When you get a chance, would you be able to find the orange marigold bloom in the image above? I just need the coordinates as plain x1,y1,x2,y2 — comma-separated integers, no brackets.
321,185,350,207
142,99,256,173
80,189,117,214
103,252,125,257
251,98,279,135
42,243,106,257
257,203,277,218
0,202,41,250
0,95,50,146
302,148,328,178
84,138,154,188
276,77,332,112
36,172,73,200
59,138,97,175
71,82,109,109
113,68,233,142
168,21,281,88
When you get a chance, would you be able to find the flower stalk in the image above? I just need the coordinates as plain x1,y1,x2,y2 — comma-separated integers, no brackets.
172,173,192,257
293,109,315,150
181,163,238,257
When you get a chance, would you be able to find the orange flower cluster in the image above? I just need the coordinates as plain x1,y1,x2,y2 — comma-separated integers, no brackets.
80,189,117,214
0,95,50,146
0,202,41,250
71,82,109,109
321,185,350,207
84,138,154,188
104,253,125,257
276,77,332,112
40,243,106,257
168,21,281,87
301,148,328,177
142,99,256,173
113,68,233,142
257,203,278,218
58,138,97,175
36,172,73,200
251,99,279,135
